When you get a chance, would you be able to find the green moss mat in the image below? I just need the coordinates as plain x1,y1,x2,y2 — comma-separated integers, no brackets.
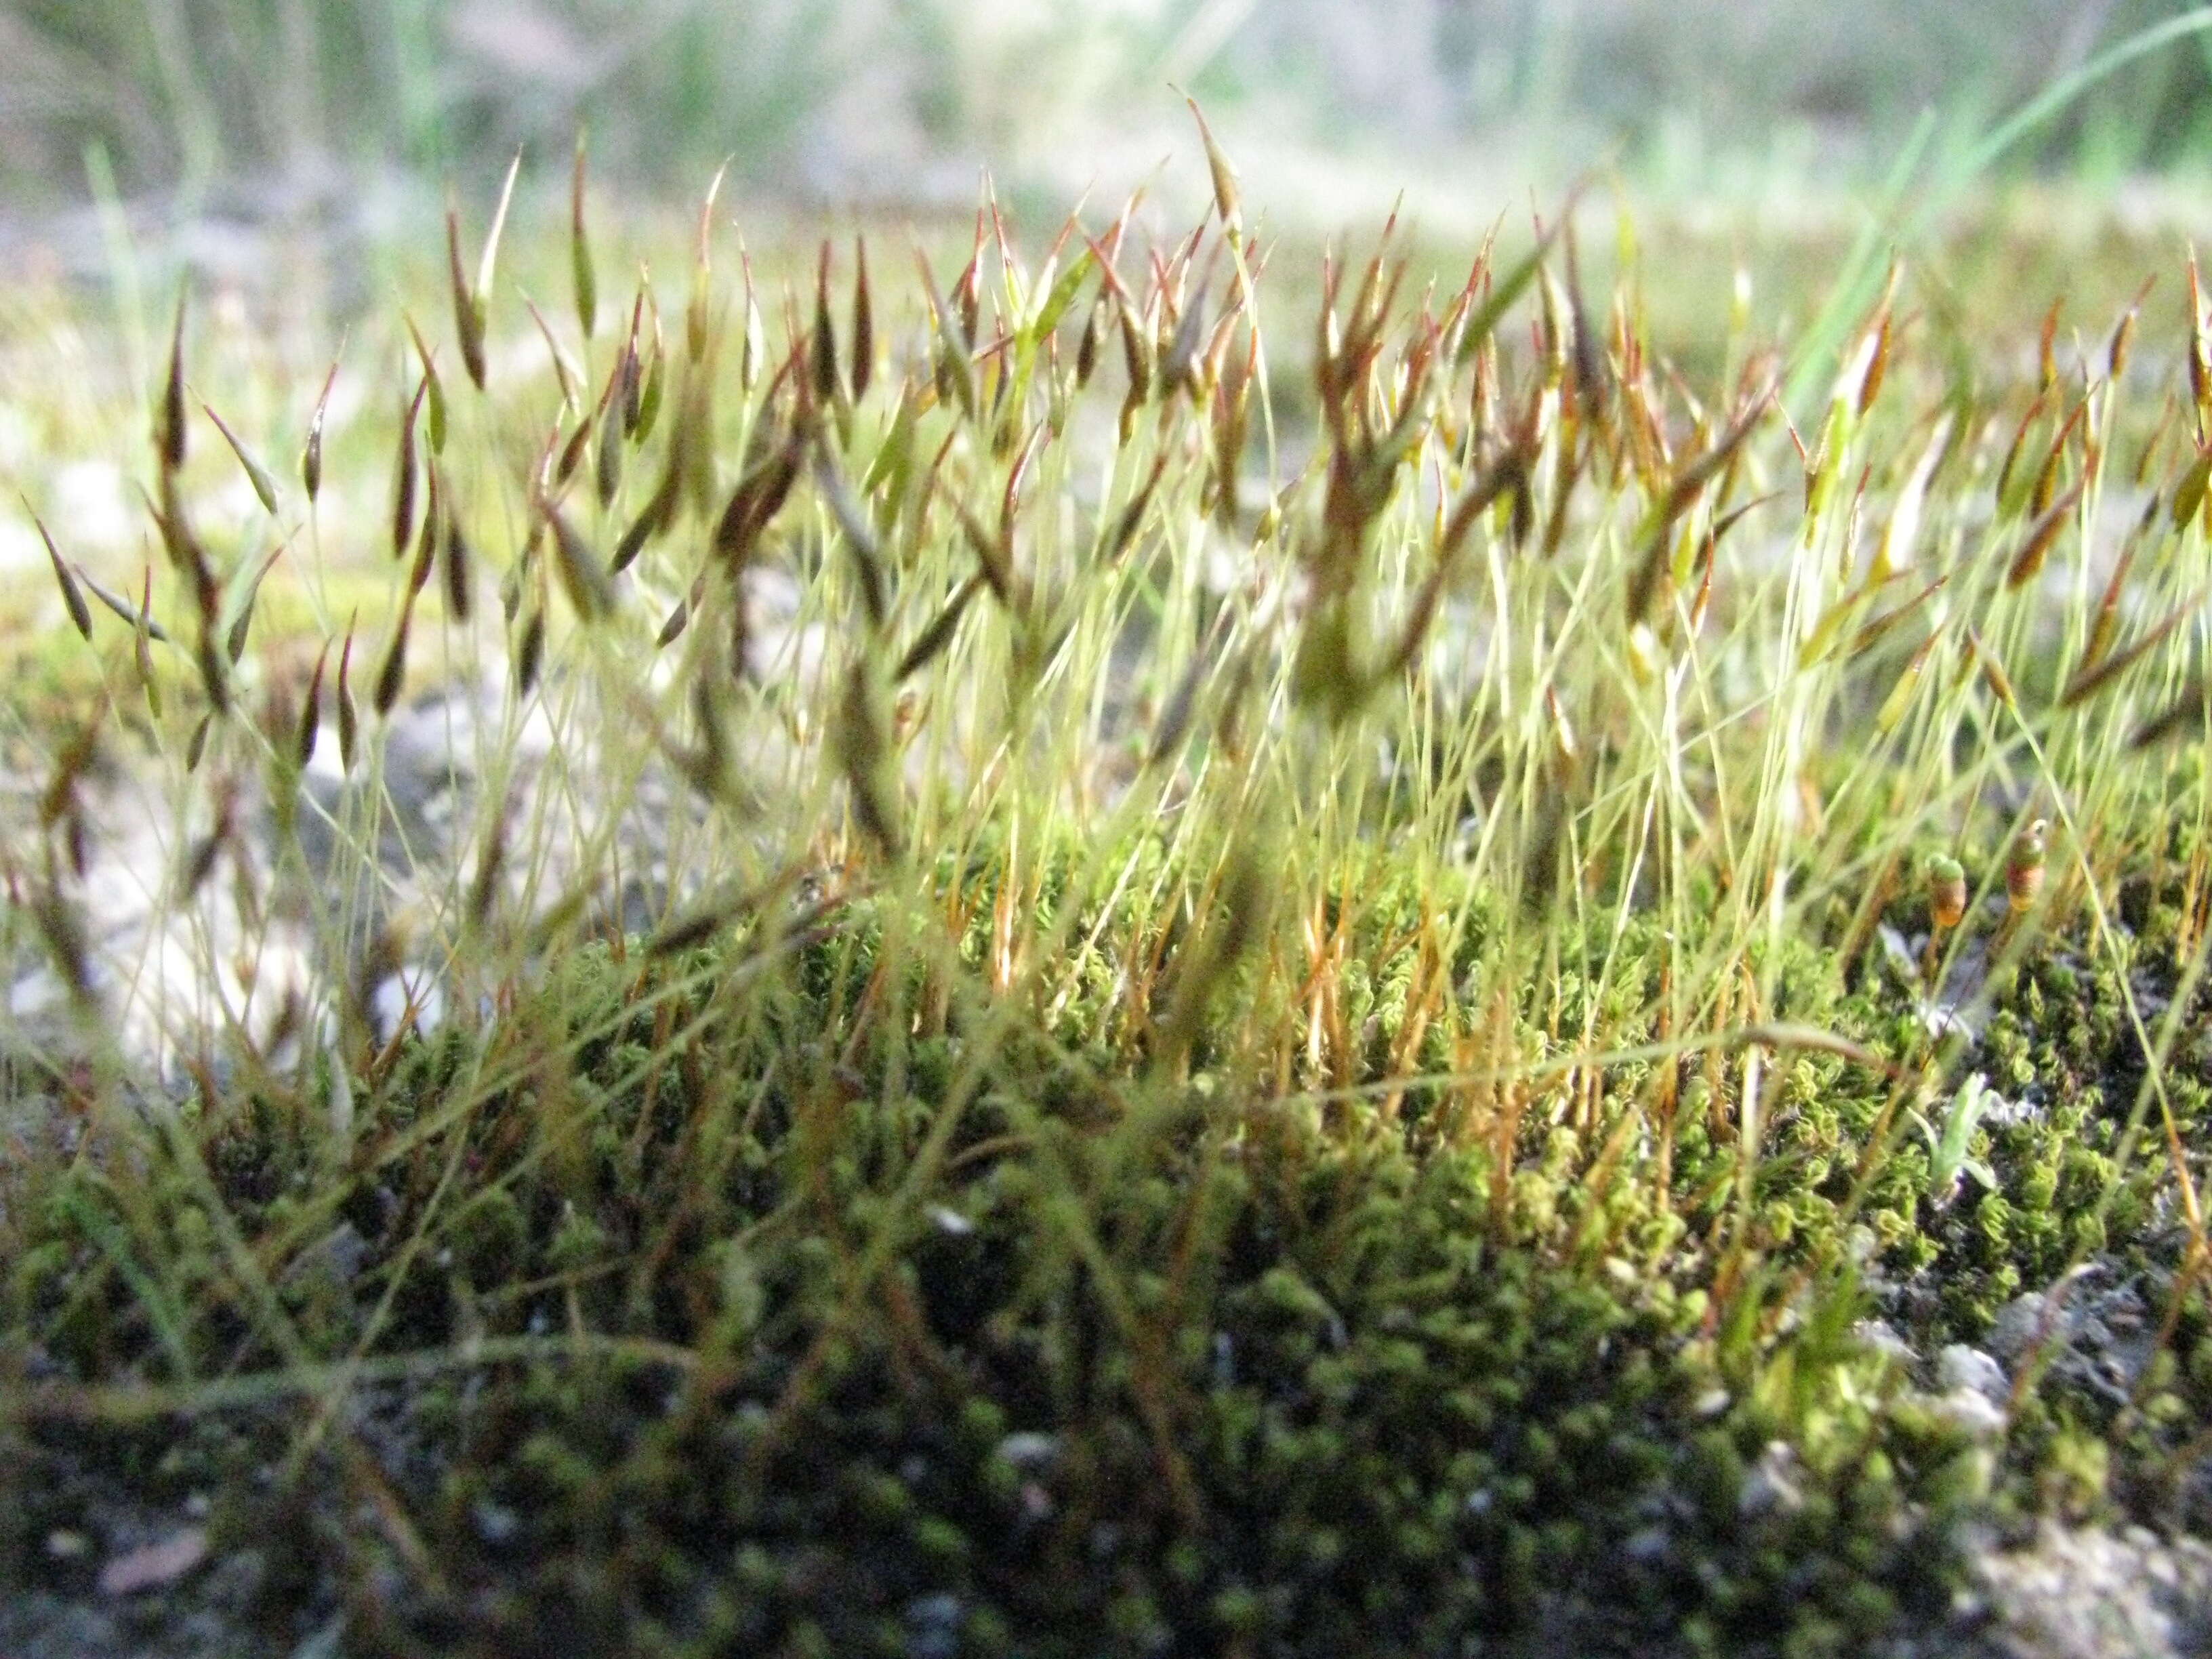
7,835,2207,1658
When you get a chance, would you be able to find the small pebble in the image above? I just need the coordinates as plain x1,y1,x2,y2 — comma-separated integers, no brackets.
1937,1343,2009,1400
98,1528,209,1597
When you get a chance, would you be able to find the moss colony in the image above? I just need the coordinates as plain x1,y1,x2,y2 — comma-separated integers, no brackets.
3,126,2211,1655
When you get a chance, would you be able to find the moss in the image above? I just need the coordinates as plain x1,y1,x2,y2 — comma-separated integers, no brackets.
5,182,2211,1657
10,874,2098,1655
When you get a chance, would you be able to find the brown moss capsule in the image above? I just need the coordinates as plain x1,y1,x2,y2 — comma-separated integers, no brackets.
405,314,448,455
2006,481,2083,590
811,241,840,406
2007,819,2049,914
2109,304,2139,383
298,637,330,771
448,197,487,392
516,608,546,697
850,235,874,403
28,506,93,640
303,356,339,504
572,130,597,342
1926,854,1967,931
657,594,691,649
595,384,624,508
1076,300,1102,388
157,288,188,475
200,399,281,514
409,464,441,597
373,598,413,716
394,373,427,559
546,501,616,621
444,509,473,622
335,615,359,773
635,326,665,443
1187,96,1244,241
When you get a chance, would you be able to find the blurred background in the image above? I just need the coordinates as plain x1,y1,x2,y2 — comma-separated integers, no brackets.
1,1,2207,687
4,0,2211,230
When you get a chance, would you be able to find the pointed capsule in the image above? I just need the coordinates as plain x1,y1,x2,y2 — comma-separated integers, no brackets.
410,462,442,596
335,616,360,773
615,457,679,573
1118,295,1152,402
457,147,521,388
2130,676,2208,750
403,313,449,454
618,287,646,434
227,544,285,664
200,399,281,514
635,319,666,443
466,812,509,932
444,506,474,622
1186,96,1243,240
832,656,901,858
1992,389,2048,516
815,453,887,630
394,373,427,558
193,626,230,718
687,162,726,365
811,242,840,407
850,236,874,403
2060,588,2207,710
26,505,93,640
2109,301,2139,383
185,712,213,777
157,288,188,475
711,434,802,575
77,564,169,640
2027,401,2085,520
1102,450,1170,562
1161,287,1209,398
515,608,546,697
1857,285,1898,416
2173,447,2212,529
1873,631,1938,735
554,403,594,488
1076,300,1102,388
1562,222,1609,418
504,523,539,624
544,501,616,621
2005,481,2083,590
896,575,983,683
298,636,331,771
596,383,625,508
448,195,487,392
373,596,414,716
1968,628,2016,708
657,593,692,649
303,356,340,503
572,131,598,341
